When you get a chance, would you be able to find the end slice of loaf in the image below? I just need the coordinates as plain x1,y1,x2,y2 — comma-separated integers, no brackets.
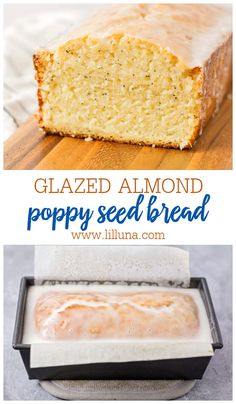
33,4,232,149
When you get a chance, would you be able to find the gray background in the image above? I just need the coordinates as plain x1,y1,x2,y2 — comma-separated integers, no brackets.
4,245,232,400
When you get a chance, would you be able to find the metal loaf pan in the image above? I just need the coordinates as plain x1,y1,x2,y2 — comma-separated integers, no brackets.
12,277,223,380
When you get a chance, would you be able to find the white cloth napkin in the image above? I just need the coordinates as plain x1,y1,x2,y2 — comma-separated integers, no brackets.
3,8,96,140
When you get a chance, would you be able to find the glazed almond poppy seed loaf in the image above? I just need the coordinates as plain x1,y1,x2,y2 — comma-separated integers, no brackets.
34,290,199,340
33,4,232,149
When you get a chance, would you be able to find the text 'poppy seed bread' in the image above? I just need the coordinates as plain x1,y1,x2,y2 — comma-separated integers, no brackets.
33,4,232,149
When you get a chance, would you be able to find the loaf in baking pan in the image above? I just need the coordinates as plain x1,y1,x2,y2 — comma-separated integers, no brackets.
34,290,199,340
33,4,232,149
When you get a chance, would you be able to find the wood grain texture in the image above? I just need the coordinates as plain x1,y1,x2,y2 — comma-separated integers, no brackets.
4,97,232,170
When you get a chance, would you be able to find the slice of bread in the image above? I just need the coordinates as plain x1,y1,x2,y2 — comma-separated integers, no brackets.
33,4,232,149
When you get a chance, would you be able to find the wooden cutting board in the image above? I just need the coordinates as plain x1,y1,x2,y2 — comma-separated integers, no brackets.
4,97,232,170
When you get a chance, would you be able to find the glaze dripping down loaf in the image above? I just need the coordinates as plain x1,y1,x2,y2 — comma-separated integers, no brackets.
33,4,232,149
34,290,199,340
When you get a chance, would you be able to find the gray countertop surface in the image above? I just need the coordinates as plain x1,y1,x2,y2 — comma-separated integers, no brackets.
4,245,232,400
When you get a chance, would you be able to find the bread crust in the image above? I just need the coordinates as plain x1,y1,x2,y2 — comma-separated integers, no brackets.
33,50,52,129
200,34,232,132
41,127,195,150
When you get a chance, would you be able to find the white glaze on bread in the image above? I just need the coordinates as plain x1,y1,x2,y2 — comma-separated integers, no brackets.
23,284,212,344
34,289,199,340
66,4,231,68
